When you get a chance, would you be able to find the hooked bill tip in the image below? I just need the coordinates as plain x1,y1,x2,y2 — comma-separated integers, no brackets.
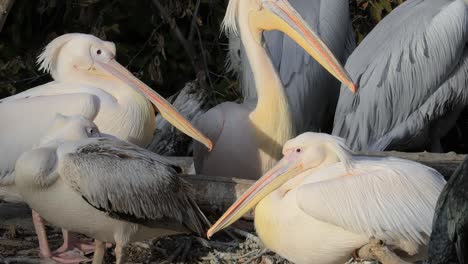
207,141,213,152
349,83,357,94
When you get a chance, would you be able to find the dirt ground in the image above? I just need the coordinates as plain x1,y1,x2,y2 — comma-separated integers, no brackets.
0,202,293,264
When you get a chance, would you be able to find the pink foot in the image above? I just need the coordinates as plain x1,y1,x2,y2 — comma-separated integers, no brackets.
55,237,95,255
57,229,113,256
49,249,91,264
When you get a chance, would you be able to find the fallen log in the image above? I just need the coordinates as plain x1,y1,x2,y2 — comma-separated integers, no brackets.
183,174,255,219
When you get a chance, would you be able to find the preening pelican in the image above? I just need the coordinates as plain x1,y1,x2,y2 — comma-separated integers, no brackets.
333,0,468,152
0,33,211,262
427,157,468,264
14,114,208,264
208,133,446,264
231,0,355,134
194,0,356,180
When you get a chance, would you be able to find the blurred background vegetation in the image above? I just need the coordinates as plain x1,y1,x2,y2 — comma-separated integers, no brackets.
0,0,405,100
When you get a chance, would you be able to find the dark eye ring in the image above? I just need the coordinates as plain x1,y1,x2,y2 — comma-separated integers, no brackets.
97,49,102,55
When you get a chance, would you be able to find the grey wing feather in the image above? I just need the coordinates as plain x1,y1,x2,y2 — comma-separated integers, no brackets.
238,0,354,133
57,138,207,235
333,0,468,151
369,48,468,151
0,92,100,186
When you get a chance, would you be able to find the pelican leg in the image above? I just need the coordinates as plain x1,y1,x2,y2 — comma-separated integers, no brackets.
115,242,126,264
32,210,91,263
32,210,52,258
92,240,106,264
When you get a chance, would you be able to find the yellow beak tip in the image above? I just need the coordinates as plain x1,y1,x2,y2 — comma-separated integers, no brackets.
207,141,213,152
350,83,357,94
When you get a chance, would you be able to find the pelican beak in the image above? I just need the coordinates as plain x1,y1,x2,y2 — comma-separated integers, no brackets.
207,152,303,238
95,59,212,150
252,0,356,93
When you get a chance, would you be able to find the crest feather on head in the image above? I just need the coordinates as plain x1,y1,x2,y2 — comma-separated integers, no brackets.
36,33,83,75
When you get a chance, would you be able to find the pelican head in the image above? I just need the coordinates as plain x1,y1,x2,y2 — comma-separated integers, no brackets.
39,114,101,147
224,0,356,92
37,33,212,150
207,132,355,237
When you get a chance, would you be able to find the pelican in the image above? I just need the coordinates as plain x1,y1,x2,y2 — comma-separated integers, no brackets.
194,0,356,180
333,0,468,152
14,114,208,264
230,0,355,134
207,133,446,264
0,33,211,262
427,157,468,264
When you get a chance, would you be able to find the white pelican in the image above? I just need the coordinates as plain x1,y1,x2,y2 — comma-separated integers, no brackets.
207,133,446,264
0,33,211,262
193,0,356,180
14,114,208,264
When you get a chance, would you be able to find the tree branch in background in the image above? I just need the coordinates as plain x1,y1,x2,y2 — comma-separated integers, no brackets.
151,0,210,91
0,0,15,32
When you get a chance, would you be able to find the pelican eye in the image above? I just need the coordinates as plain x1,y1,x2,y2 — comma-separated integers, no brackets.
96,49,102,55
296,148,301,153
86,127,99,137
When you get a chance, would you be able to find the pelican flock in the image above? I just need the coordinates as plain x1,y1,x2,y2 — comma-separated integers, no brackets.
1,0,467,263
0,33,211,262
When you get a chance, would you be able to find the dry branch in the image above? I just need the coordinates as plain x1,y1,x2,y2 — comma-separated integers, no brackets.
0,0,15,32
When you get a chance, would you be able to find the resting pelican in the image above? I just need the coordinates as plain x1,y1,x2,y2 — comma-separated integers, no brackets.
15,114,208,264
333,0,468,152
207,133,446,264
427,157,468,264
194,0,356,180
231,0,355,134
0,33,211,262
